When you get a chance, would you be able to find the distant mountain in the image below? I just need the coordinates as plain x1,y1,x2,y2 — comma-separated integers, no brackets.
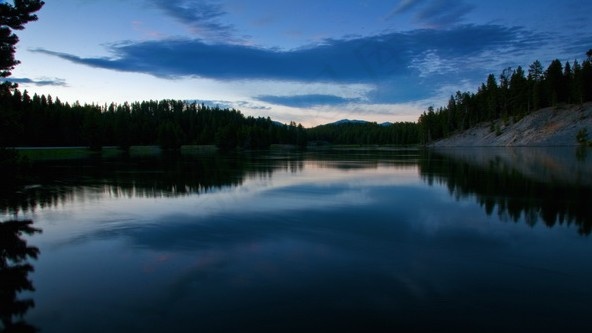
322,119,393,127
326,119,370,126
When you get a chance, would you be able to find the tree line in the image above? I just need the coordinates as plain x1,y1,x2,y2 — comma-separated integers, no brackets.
307,121,419,145
0,88,422,149
418,51,592,143
0,91,307,150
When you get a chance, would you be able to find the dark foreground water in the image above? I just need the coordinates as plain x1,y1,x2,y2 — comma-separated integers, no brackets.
2,147,592,332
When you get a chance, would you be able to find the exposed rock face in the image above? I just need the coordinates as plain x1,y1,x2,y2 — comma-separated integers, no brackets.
432,103,592,147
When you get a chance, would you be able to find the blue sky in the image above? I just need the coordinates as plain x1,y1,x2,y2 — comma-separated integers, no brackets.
7,0,592,126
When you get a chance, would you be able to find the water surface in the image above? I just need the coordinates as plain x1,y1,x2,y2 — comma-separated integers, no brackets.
2,148,592,332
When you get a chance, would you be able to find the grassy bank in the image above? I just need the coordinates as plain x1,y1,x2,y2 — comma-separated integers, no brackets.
16,145,218,161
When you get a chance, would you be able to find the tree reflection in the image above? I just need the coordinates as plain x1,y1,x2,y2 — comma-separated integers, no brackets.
1,149,417,214
1,152,272,213
0,220,40,333
419,149,592,235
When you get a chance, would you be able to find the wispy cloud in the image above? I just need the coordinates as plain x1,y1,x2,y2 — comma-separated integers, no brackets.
186,99,271,111
7,77,67,86
418,0,474,28
388,0,474,28
149,0,236,41
392,0,425,15
256,94,362,108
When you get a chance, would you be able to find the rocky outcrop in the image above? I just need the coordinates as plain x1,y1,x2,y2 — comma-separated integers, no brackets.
432,103,592,147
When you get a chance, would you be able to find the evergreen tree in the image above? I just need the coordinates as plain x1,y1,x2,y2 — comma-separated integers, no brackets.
572,60,584,105
485,74,499,120
0,0,45,80
509,66,528,117
0,0,44,156
528,60,545,110
582,59,592,102
545,59,564,105
563,61,573,103
499,67,513,121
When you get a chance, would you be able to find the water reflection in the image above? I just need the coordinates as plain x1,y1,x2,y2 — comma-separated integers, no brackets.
2,148,592,236
419,148,592,235
1,152,281,213
0,220,40,333
0,150,415,214
2,149,592,332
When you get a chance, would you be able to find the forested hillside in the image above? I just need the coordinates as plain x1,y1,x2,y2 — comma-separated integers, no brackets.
418,51,592,143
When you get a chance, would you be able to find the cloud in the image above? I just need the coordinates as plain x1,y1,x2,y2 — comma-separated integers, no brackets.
149,0,235,41
7,77,67,86
391,0,425,14
256,94,362,108
34,24,540,84
234,100,272,110
417,0,475,28
561,34,592,56
388,0,474,28
186,99,271,111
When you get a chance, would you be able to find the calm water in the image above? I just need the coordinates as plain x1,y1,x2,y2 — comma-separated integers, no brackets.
2,148,592,332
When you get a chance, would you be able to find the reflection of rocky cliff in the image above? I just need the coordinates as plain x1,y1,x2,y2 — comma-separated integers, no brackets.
0,220,40,333
432,147,592,186
420,148,592,235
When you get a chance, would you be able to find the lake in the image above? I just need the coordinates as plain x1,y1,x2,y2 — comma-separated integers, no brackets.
2,147,592,332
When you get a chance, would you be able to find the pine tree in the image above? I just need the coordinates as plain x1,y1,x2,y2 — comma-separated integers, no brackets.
545,59,564,105
582,59,592,102
0,0,44,156
528,60,544,110
0,0,45,80
563,61,573,104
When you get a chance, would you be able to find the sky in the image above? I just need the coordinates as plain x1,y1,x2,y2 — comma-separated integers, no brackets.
6,0,592,126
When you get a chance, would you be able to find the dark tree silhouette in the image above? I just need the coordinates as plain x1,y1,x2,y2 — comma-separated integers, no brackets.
1,0,44,167
0,0,44,80
0,219,41,333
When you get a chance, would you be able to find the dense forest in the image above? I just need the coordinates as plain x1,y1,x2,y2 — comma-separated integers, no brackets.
418,51,592,143
307,121,419,145
0,92,307,150
0,88,421,149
